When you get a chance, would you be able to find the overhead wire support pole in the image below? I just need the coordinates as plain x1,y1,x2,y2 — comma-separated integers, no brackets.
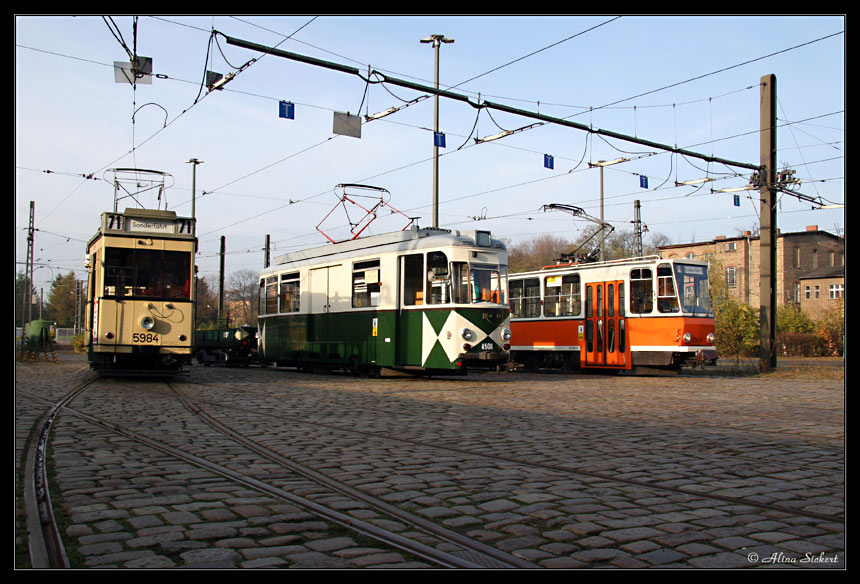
759,74,778,373
220,32,762,175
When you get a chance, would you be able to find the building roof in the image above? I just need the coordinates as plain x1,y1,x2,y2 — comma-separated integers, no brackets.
799,265,845,281
658,225,843,250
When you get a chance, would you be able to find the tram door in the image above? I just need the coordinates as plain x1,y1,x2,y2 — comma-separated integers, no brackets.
583,280,630,369
309,266,334,343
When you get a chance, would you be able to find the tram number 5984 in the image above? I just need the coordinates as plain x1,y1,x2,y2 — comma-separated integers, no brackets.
133,333,159,343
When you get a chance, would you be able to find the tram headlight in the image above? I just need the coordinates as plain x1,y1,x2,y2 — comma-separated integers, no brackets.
682,332,692,344
707,333,715,344
502,328,512,341
460,328,476,342
140,315,156,331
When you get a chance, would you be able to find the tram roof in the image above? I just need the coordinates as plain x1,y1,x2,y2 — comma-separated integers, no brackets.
270,226,505,269
511,255,709,279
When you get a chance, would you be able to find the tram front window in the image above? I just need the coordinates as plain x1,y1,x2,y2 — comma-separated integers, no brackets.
657,264,680,313
674,263,714,316
103,247,190,299
451,262,504,304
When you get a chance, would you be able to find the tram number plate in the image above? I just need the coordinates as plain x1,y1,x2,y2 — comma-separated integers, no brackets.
480,342,495,351
132,333,159,343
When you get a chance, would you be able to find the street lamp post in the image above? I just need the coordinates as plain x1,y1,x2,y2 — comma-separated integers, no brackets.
588,158,627,261
186,158,203,221
420,34,454,229
186,158,203,333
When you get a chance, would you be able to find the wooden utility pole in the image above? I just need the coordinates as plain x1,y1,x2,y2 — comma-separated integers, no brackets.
218,236,226,321
759,74,778,372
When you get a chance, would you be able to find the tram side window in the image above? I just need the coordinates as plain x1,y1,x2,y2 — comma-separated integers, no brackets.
510,278,541,318
630,268,653,314
353,260,381,308
426,251,450,304
279,273,300,313
657,264,680,313
265,276,278,314
402,254,424,306
544,274,581,317
103,248,190,299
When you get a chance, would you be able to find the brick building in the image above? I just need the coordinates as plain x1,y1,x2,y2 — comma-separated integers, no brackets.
658,225,844,318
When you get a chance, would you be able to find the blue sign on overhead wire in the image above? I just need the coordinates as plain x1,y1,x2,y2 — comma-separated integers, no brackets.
434,132,446,148
639,175,649,188
544,154,554,169
279,100,295,119
734,194,741,207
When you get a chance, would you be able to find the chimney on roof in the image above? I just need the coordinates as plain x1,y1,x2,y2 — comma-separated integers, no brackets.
715,235,726,240
806,225,818,232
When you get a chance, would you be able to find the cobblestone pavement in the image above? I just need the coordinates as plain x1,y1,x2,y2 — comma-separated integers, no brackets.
16,352,844,569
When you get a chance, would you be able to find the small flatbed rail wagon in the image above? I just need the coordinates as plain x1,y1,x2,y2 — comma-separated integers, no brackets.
194,325,258,366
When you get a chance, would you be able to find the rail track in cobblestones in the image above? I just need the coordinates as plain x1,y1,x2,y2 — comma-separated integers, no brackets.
177,376,844,527
17,355,844,569
21,379,99,568
19,376,534,569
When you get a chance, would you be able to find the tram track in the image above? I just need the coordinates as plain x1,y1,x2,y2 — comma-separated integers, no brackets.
18,363,844,569
166,381,535,568
179,377,844,526
21,378,99,568
185,370,844,476
18,379,533,569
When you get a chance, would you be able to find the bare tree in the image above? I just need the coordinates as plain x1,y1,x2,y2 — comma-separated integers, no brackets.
226,268,259,326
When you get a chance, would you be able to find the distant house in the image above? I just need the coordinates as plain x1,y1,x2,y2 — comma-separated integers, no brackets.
658,225,844,318
799,265,845,320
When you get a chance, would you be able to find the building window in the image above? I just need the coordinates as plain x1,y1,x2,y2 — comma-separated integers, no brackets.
814,286,820,299
829,284,844,299
725,242,736,251
726,267,736,288
805,285,811,300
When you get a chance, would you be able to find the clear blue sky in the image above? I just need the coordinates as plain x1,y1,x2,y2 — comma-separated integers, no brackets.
16,15,845,294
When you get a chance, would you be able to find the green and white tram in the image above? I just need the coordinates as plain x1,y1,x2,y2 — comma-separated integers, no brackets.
257,226,512,375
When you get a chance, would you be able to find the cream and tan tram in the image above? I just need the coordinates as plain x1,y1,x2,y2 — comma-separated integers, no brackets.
84,208,196,375
257,226,512,375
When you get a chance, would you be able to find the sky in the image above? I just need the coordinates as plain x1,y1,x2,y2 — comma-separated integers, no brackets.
15,15,845,296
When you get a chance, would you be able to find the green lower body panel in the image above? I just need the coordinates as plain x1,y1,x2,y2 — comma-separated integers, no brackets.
260,306,509,372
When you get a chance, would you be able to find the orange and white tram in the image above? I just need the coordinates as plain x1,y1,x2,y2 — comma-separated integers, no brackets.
508,256,718,372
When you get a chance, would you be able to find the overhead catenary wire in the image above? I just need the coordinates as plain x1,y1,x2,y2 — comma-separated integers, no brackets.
17,19,842,274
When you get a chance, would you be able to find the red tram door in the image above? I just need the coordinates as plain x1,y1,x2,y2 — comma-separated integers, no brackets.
582,281,630,370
